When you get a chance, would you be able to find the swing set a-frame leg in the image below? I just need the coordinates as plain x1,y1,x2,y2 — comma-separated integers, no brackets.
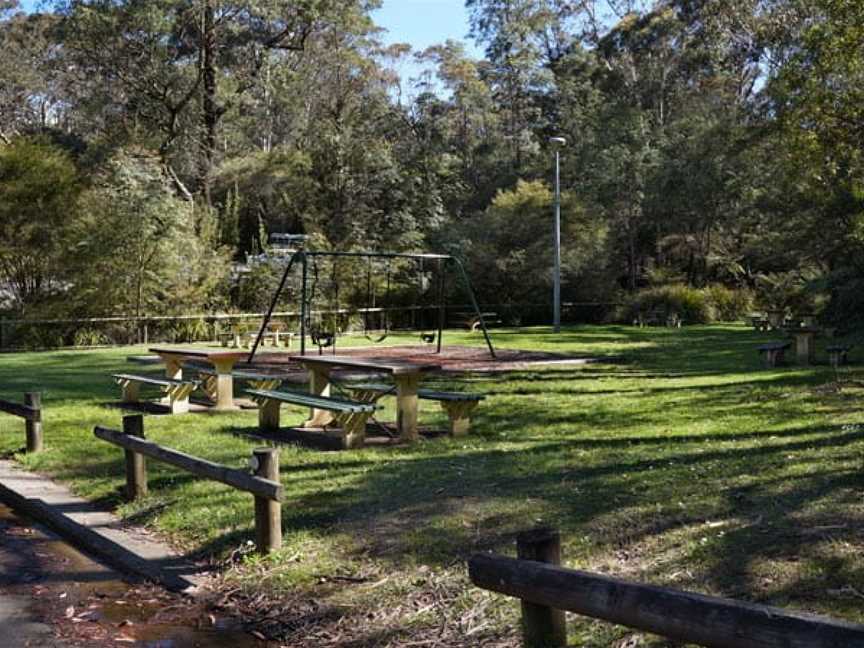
248,250,301,363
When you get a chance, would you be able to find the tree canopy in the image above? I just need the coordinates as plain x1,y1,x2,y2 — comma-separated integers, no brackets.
0,0,861,325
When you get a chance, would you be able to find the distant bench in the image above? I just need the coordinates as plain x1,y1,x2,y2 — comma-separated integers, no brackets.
112,374,199,414
826,344,852,368
747,315,770,332
347,383,486,436
757,341,790,368
246,388,377,450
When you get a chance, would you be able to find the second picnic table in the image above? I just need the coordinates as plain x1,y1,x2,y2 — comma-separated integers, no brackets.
785,326,820,365
289,354,441,441
149,347,250,411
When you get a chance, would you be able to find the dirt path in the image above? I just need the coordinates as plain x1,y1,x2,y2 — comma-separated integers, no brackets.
0,503,274,647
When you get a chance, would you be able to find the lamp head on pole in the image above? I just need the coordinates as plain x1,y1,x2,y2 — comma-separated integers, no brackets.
549,136,567,148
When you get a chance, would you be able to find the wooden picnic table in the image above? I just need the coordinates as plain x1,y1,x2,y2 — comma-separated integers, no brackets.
784,327,820,365
289,354,441,441
149,347,249,411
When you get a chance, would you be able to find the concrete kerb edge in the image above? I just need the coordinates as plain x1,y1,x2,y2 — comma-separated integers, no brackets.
0,462,202,595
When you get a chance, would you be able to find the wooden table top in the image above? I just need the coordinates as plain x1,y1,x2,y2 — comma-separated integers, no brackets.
289,354,441,376
149,347,250,361
784,327,820,335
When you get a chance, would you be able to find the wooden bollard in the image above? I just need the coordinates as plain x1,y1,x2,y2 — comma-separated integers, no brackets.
123,415,147,500
253,447,281,554
517,527,567,648
24,392,43,453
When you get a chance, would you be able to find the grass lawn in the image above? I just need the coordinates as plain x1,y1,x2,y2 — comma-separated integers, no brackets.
1,324,863,646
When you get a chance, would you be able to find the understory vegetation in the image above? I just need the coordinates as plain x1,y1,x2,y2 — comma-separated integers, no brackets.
0,326,862,646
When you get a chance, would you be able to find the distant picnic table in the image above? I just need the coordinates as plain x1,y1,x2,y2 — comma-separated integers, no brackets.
453,312,500,331
783,326,819,365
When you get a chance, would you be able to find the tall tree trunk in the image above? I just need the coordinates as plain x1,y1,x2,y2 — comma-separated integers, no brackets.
199,0,218,209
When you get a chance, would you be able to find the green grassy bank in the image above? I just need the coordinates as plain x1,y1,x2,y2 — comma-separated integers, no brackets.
1,325,862,646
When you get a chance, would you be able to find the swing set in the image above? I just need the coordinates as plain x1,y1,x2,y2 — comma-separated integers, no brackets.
247,248,496,362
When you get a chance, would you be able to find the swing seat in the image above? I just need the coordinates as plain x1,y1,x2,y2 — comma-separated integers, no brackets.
365,330,389,344
311,331,335,348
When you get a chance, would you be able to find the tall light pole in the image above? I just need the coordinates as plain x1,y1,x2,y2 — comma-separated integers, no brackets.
549,136,566,333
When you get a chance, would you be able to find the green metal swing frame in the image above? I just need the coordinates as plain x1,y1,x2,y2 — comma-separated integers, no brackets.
247,249,496,362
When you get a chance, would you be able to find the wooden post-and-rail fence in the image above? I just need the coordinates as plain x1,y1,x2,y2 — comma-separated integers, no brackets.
94,415,283,554
469,527,864,648
0,392,43,453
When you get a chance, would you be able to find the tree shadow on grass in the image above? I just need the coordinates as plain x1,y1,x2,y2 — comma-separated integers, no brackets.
239,422,862,563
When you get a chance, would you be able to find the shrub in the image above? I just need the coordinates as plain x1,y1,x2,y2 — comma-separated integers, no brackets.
169,318,210,343
704,284,754,321
620,284,716,324
12,324,66,350
73,328,111,347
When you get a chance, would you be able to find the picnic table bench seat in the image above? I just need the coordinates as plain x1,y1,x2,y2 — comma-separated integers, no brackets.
345,383,486,436
190,367,284,402
112,373,199,414
826,344,853,368
246,388,377,449
757,341,791,368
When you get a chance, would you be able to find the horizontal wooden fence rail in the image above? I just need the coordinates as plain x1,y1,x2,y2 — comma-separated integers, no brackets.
0,391,43,452
469,527,864,648
94,416,283,554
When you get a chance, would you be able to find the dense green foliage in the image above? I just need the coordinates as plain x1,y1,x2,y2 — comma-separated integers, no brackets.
0,0,861,325
0,137,81,308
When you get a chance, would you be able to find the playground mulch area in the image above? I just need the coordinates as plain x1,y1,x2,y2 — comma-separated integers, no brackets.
252,344,606,376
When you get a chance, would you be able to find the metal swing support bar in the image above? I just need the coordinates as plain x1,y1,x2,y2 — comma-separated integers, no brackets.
450,257,496,359
247,249,496,362
248,250,301,362
304,251,451,261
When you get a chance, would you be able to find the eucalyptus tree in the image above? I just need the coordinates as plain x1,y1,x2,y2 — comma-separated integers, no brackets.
0,5,67,143
765,0,864,322
58,0,373,205
68,148,231,317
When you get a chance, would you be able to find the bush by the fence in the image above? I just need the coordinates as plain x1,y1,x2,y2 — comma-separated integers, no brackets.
704,284,754,321
617,284,753,325
618,285,715,324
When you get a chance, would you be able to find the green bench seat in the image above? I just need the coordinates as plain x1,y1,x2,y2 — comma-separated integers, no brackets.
345,383,486,436
246,388,376,449
826,345,852,367
112,373,199,414
190,367,284,402
757,341,791,368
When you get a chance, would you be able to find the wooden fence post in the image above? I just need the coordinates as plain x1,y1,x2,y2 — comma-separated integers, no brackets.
123,415,147,500
24,392,43,453
253,447,281,554
517,527,567,648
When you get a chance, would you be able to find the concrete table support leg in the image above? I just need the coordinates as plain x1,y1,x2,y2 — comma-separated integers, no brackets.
304,367,334,428
395,374,420,442
210,358,239,411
